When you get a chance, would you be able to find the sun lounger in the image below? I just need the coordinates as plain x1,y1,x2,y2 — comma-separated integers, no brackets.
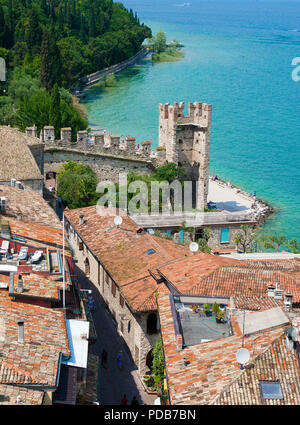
30,250,43,264
18,246,28,261
0,241,9,256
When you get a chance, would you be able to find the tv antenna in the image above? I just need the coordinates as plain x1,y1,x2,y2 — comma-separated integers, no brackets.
114,216,123,228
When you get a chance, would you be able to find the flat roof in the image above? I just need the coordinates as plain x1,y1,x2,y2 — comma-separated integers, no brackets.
237,307,289,336
62,319,89,369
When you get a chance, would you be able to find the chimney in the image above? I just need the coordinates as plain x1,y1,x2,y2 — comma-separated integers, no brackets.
267,285,276,297
284,293,293,308
17,320,25,343
16,275,23,294
79,214,84,226
10,178,16,187
0,197,6,213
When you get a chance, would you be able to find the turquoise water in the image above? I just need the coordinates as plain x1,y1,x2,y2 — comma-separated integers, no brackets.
81,0,300,240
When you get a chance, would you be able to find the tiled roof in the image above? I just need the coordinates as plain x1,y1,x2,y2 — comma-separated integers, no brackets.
0,185,61,229
0,126,43,181
231,295,282,311
213,334,300,405
0,384,44,405
187,267,300,302
101,233,192,286
65,206,192,312
157,294,297,405
10,273,60,301
7,217,64,248
0,290,70,387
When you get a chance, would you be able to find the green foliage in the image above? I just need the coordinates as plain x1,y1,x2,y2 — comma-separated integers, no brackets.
212,302,220,314
0,0,151,87
57,160,98,209
233,225,257,253
197,238,211,254
153,29,167,53
49,84,62,139
202,303,211,312
152,162,186,183
105,73,117,87
152,336,165,391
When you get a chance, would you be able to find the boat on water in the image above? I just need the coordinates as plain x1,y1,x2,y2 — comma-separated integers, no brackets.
175,2,190,7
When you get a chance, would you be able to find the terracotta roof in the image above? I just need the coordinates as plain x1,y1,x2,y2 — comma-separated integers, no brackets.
187,267,300,303
0,127,43,181
214,334,300,405
0,185,61,229
10,273,60,302
157,294,298,405
0,290,70,387
0,384,44,405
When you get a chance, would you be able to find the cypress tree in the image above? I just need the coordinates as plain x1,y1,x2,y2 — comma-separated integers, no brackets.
49,84,62,139
27,9,42,56
39,29,53,92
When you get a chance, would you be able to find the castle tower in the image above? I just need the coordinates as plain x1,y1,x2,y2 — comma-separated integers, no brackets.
158,101,212,210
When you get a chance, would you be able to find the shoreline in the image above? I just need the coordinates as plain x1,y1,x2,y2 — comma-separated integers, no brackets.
208,175,275,227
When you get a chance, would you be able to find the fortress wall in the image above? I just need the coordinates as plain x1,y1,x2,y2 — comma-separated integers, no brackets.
44,149,155,182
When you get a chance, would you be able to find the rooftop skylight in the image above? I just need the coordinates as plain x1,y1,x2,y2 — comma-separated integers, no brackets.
260,381,283,400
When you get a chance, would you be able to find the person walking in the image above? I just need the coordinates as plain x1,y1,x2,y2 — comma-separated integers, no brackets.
101,349,108,367
121,394,128,405
131,396,140,406
117,350,123,370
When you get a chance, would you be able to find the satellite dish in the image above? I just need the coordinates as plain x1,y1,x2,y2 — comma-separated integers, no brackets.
236,348,250,365
147,229,155,235
114,216,123,227
189,242,199,253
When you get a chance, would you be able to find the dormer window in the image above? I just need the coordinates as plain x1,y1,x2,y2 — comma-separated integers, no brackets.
267,285,276,297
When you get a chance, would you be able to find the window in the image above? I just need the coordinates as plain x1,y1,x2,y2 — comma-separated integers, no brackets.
146,249,156,255
220,227,229,243
120,294,124,308
111,280,117,297
79,241,84,251
128,321,131,334
120,321,124,334
260,381,283,400
84,258,90,276
147,313,158,335
105,273,110,285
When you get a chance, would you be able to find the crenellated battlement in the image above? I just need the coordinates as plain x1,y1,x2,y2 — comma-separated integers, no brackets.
159,101,212,127
26,126,166,165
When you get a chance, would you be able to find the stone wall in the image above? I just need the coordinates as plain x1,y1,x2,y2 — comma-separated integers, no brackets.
206,223,255,251
44,149,155,183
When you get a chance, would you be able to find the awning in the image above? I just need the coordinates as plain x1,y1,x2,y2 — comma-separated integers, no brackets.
62,319,89,369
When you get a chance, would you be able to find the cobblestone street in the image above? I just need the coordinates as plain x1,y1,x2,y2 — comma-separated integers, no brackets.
76,267,156,406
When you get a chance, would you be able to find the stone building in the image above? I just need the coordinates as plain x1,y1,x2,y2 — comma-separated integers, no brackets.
158,102,212,210
64,205,193,376
0,126,44,194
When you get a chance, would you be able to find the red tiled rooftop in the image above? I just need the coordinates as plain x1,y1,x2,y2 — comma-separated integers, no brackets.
0,290,70,387
157,294,299,405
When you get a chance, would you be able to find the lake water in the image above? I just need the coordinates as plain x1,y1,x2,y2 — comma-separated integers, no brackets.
81,0,300,240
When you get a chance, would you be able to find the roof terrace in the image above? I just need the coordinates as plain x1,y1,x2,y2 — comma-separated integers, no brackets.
172,295,232,347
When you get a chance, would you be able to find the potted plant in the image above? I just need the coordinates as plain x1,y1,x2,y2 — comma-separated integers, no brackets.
191,304,198,313
216,310,225,323
203,304,211,316
212,302,220,315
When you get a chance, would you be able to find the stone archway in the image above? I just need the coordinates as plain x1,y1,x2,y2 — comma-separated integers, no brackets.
146,349,153,372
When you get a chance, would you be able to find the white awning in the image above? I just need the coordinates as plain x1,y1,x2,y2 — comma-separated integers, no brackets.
0,265,17,272
62,319,89,369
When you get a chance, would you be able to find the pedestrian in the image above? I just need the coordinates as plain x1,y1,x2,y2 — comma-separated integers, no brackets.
131,396,139,406
117,350,123,369
101,349,107,367
121,394,128,405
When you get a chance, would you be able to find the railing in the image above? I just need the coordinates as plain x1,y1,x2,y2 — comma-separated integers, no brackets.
129,211,255,228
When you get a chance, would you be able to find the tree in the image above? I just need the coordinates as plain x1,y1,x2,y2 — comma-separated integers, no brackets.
153,30,167,53
39,29,53,91
152,162,186,183
233,225,256,253
152,336,165,391
259,232,288,252
57,160,98,209
49,84,62,139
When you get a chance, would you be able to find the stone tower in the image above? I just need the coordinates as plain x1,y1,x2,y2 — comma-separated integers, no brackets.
158,101,212,210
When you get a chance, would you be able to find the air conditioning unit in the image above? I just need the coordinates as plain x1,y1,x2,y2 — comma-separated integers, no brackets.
0,197,6,212
10,178,16,187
